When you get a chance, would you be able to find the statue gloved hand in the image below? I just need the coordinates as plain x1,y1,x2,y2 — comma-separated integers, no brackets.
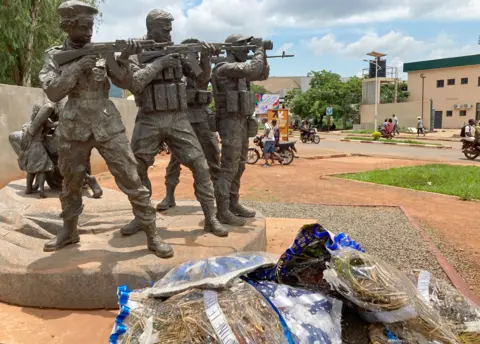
120,39,142,60
76,55,97,71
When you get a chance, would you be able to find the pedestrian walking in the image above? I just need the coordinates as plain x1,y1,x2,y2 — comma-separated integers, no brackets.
393,114,400,136
417,117,425,137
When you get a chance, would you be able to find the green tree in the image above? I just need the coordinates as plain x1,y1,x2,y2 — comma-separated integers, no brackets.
380,81,409,103
0,0,104,87
250,83,270,94
283,88,300,107
288,70,362,129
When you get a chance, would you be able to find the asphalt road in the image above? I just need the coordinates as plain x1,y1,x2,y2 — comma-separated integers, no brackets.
293,136,480,163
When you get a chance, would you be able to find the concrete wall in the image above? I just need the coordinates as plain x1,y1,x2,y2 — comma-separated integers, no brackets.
407,66,480,128
0,84,138,187
360,101,431,131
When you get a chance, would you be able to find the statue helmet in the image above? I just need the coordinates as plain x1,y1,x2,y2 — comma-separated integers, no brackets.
224,34,253,44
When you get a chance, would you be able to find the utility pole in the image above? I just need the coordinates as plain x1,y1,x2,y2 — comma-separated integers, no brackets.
420,73,426,121
365,52,386,130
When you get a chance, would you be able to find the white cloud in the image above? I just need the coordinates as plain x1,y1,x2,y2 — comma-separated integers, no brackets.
275,43,294,55
93,0,480,43
306,31,480,79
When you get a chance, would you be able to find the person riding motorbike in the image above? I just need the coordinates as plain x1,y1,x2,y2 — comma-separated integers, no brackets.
463,119,476,143
299,120,309,139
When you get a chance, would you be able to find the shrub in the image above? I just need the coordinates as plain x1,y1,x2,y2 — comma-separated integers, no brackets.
372,131,381,140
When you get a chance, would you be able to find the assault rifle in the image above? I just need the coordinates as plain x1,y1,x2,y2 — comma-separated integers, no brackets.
137,40,275,76
138,42,236,76
211,50,295,64
52,39,171,79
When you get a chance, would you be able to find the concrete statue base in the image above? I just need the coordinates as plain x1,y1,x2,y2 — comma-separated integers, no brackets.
0,180,266,309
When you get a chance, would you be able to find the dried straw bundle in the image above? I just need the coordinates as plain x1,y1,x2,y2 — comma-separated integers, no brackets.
118,282,287,344
326,249,460,343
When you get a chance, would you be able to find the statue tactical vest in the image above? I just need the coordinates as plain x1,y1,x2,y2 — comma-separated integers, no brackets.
211,63,256,118
140,66,188,113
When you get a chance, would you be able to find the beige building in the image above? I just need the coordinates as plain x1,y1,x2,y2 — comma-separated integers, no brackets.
360,54,480,130
404,55,480,128
253,76,312,97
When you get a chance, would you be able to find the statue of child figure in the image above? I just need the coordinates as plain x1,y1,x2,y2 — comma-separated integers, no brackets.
18,103,57,198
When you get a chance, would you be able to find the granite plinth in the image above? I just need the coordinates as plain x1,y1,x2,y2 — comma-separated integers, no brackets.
0,180,266,309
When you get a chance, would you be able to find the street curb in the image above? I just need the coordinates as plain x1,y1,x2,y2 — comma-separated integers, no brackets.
338,133,460,143
340,139,452,149
302,153,364,160
399,206,480,305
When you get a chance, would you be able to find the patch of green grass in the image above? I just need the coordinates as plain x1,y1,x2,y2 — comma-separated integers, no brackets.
342,129,373,134
344,137,441,146
337,164,480,200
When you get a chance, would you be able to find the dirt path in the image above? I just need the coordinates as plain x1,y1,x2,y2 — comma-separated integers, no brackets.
99,155,480,298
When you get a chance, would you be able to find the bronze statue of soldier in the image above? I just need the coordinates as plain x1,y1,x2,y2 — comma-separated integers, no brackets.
211,34,270,225
120,10,228,238
156,38,220,213
39,0,173,258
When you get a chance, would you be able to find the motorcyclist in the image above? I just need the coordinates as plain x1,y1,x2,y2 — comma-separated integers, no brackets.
300,120,309,139
464,119,476,143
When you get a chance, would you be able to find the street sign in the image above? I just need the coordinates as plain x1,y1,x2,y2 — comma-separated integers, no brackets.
326,107,333,116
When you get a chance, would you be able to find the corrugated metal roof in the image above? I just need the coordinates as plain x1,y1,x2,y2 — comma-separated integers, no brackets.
403,54,480,72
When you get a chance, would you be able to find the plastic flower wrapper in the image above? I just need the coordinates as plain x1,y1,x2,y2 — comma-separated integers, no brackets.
110,280,290,344
249,223,360,294
148,251,278,297
323,248,460,343
247,279,343,344
405,269,480,343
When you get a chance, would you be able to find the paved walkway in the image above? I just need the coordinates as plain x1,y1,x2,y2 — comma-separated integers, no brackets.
98,155,480,298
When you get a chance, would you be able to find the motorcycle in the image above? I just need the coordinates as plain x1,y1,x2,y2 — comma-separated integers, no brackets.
300,128,320,144
378,125,394,139
461,139,480,160
247,136,297,165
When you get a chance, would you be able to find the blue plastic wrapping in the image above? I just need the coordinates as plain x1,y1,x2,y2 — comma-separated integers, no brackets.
148,251,278,297
247,279,343,344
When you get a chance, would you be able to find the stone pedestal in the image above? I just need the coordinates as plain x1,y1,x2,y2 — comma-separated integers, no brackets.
0,180,266,309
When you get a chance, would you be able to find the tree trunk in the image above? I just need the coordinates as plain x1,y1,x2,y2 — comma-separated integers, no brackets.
22,0,41,86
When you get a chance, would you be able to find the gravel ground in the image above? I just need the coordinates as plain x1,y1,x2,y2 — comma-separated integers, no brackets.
242,201,449,344
243,201,446,279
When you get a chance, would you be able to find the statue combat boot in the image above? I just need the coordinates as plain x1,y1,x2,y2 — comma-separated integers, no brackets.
216,199,246,226
43,216,80,252
230,194,256,218
86,175,103,199
156,184,176,211
143,223,174,258
201,202,228,237
120,218,140,236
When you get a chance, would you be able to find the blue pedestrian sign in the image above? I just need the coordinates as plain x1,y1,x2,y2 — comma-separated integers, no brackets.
326,107,333,116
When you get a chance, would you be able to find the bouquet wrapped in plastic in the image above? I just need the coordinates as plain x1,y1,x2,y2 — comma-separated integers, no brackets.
323,248,460,343
248,279,343,344
148,252,277,297
110,280,289,344
406,269,480,343
250,223,362,296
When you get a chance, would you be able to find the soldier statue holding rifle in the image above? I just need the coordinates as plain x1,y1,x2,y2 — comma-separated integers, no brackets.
211,34,270,225
39,0,173,258
120,9,228,238
156,37,220,214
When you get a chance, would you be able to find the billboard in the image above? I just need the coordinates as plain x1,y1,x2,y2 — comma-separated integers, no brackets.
255,94,280,114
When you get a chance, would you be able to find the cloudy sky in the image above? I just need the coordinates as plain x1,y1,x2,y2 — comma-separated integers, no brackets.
93,0,480,79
